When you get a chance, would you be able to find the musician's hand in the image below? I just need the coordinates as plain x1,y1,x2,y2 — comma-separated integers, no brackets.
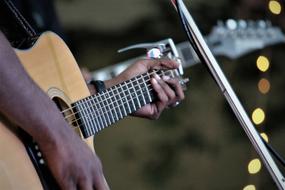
0,31,109,190
38,125,109,190
106,59,185,120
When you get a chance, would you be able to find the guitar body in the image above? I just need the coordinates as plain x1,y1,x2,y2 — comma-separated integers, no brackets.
0,32,94,190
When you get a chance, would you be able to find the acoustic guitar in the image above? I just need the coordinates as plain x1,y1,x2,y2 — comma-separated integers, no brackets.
0,20,284,189
0,32,186,190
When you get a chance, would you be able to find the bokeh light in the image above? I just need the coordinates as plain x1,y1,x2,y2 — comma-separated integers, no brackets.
256,56,270,72
252,108,265,125
269,0,282,15
243,184,256,190
248,159,262,174
258,78,271,94
260,133,269,143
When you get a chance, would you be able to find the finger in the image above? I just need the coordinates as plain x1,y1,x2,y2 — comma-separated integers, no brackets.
151,78,168,112
77,176,93,190
154,75,176,103
163,77,185,101
93,173,110,190
159,59,179,70
140,58,179,70
59,174,77,190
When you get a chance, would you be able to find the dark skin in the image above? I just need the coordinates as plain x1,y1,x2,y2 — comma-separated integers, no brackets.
0,31,184,190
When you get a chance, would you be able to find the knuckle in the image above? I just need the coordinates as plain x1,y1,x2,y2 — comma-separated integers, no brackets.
162,95,169,103
169,91,176,100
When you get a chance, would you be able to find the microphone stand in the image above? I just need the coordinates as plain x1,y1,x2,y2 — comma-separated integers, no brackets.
172,0,285,189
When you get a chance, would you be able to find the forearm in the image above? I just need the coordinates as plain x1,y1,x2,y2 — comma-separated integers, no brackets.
0,32,69,145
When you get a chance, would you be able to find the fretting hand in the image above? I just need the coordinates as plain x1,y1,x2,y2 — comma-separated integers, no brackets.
105,59,185,120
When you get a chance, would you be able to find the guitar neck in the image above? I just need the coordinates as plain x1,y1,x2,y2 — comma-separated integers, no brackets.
73,70,178,138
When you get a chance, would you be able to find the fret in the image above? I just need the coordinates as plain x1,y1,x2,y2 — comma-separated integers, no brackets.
141,74,152,103
87,97,102,132
103,92,117,124
97,93,112,126
80,100,93,136
132,78,142,108
119,83,131,114
92,95,107,128
84,97,98,134
122,82,136,112
90,96,104,131
138,75,150,105
103,91,117,123
114,85,127,116
133,77,145,107
146,72,156,101
82,99,97,135
110,87,123,119
127,82,140,110
77,101,92,137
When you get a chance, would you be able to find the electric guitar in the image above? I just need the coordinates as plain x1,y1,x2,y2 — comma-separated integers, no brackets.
0,32,186,190
92,19,285,81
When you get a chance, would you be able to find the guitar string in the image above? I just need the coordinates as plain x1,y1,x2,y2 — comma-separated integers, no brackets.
63,70,176,128
63,72,153,120
63,69,175,126
66,83,156,134
60,69,171,115
61,69,174,117
65,70,166,122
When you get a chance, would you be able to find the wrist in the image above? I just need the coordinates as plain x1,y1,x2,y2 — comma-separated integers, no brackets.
89,80,106,93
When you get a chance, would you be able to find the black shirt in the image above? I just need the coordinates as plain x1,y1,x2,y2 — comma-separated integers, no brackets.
0,0,62,48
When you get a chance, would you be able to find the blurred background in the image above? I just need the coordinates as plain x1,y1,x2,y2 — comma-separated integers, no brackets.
53,0,285,189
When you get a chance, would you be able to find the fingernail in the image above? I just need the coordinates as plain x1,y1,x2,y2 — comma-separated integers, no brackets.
162,76,170,81
154,74,161,80
152,78,158,84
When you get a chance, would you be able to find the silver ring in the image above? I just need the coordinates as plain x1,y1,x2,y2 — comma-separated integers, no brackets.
170,101,180,108
174,101,180,106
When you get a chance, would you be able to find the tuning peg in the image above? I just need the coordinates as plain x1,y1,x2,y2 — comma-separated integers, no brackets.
238,20,247,29
257,20,267,29
226,19,237,30
247,20,255,28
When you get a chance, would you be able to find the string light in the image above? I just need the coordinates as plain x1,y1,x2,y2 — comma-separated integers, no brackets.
243,184,256,190
269,0,282,15
252,108,265,125
258,78,271,94
248,159,262,174
256,56,270,72
260,133,269,143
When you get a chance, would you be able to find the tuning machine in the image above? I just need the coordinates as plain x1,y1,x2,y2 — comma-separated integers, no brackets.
118,38,184,75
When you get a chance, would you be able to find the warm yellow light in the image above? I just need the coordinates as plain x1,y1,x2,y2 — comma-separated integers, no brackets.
248,159,262,174
258,78,271,94
256,56,270,72
260,133,269,143
243,184,256,190
269,0,282,15
252,108,265,125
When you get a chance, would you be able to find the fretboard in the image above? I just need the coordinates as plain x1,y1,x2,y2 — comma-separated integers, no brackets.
72,70,178,138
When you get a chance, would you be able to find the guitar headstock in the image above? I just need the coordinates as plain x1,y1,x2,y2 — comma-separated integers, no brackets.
207,19,285,59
